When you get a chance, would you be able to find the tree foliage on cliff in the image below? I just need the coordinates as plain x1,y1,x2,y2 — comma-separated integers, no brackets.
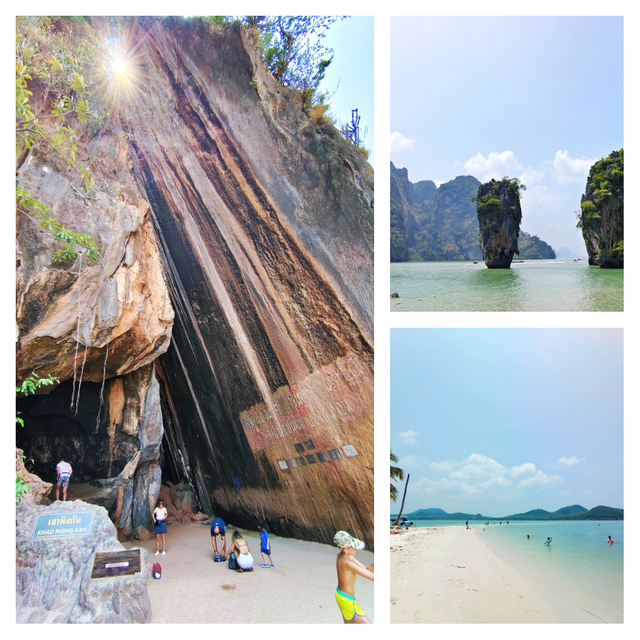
216,16,340,111
16,17,101,261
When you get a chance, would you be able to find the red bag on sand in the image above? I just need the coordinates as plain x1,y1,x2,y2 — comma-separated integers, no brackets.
152,562,162,579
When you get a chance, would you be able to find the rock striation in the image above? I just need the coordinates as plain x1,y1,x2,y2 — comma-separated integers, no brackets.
16,17,373,548
476,178,523,268
119,18,374,546
16,498,151,623
578,150,623,268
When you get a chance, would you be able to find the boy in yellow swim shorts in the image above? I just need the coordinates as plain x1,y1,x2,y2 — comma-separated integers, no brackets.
334,530,374,623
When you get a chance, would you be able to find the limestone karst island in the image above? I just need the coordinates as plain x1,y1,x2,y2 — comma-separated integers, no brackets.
390,152,623,312
16,16,374,624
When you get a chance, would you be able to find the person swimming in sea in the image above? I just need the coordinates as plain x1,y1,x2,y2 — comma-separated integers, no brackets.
544,537,552,545
607,536,615,544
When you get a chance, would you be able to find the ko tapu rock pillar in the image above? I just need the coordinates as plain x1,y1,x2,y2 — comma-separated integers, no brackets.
475,178,523,268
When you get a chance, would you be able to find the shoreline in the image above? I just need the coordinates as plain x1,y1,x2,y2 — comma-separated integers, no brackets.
122,522,374,623
390,525,598,623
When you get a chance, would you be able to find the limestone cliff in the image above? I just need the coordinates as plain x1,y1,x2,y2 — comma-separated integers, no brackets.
476,178,523,268
579,150,623,268
16,17,373,546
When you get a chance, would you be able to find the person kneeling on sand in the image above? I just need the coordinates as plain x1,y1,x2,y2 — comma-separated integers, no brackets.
228,530,254,572
211,516,227,560
334,530,374,624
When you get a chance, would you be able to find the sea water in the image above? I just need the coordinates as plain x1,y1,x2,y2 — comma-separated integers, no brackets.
410,520,623,622
390,260,623,312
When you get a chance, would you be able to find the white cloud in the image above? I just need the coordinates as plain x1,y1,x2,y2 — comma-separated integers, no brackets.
547,150,594,185
510,462,537,478
390,132,416,152
398,455,419,468
558,456,581,466
463,150,523,182
518,470,562,488
450,453,507,480
398,429,419,444
430,460,454,474
519,168,545,186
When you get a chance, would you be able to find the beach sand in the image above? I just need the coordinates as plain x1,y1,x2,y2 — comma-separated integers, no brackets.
122,521,374,623
390,526,596,623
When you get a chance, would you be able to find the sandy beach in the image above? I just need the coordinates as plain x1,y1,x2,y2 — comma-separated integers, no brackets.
122,521,374,623
390,526,597,623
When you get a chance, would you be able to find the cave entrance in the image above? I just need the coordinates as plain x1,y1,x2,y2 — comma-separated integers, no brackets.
16,378,141,487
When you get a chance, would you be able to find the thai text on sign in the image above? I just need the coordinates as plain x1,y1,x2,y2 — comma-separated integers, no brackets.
32,512,93,539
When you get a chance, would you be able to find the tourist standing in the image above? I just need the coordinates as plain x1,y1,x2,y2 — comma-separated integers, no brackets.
259,525,275,567
153,500,168,556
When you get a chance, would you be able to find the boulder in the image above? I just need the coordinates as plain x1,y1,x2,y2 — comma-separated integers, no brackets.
16,498,151,623
169,483,198,513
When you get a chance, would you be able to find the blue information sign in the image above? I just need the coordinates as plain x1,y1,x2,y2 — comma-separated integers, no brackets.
32,512,93,539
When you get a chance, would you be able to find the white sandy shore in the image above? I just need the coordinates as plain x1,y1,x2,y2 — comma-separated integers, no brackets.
390,526,596,623
122,522,374,623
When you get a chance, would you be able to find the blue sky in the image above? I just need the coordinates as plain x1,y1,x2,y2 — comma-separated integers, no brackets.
391,16,623,255
390,329,623,517
321,16,374,166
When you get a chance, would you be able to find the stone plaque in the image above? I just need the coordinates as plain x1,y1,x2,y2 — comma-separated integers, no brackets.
342,444,359,457
32,512,93,539
91,549,142,579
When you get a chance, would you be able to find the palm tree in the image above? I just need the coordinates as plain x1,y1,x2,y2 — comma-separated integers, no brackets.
390,451,404,501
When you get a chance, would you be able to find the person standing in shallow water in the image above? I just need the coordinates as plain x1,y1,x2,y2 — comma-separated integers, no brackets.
334,530,374,624
55,459,72,501
607,536,615,544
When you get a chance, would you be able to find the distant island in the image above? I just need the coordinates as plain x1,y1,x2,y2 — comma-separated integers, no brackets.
391,504,623,521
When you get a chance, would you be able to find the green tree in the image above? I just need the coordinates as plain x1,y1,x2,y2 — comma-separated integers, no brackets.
245,16,339,109
390,451,404,501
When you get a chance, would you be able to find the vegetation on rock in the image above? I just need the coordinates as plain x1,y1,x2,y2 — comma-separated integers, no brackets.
518,231,556,260
16,17,102,261
578,149,623,268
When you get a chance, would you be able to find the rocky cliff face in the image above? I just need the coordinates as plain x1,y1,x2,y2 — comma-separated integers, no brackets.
127,18,373,546
579,150,623,268
16,17,373,546
476,178,523,268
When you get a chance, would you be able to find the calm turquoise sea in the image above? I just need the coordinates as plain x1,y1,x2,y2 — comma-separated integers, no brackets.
410,519,623,622
390,260,623,311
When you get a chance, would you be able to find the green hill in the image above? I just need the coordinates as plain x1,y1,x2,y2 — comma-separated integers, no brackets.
518,231,557,259
392,504,622,521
